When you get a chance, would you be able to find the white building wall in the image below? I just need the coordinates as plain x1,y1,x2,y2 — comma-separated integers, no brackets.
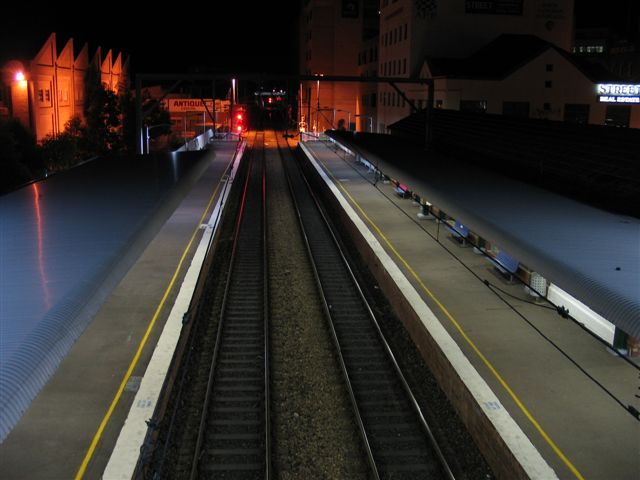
376,0,575,131
434,49,613,125
420,0,574,57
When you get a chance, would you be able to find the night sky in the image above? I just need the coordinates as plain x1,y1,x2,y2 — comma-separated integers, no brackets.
0,2,637,77
0,4,300,75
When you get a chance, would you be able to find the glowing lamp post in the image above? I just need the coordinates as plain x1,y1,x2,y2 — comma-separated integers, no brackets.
315,73,323,132
15,71,27,88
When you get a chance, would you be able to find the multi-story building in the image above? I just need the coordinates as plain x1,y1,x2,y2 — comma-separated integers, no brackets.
299,0,374,132
377,0,575,130
3,33,128,141
300,0,640,130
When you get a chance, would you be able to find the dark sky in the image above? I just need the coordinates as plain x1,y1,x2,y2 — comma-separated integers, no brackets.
1,2,637,77
0,4,300,75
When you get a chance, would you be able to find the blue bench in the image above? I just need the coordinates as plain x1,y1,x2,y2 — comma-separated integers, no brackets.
492,250,519,282
394,183,411,198
449,220,470,245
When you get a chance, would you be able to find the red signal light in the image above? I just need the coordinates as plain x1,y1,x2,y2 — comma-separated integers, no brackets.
237,125,242,132
267,97,273,104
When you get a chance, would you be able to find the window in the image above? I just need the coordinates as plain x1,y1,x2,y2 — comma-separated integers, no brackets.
435,99,443,109
37,89,44,102
605,105,630,127
543,102,551,111
564,104,589,124
460,100,487,113
503,101,530,118
404,24,408,40
546,64,553,72
403,58,407,74
371,93,377,107
545,80,552,88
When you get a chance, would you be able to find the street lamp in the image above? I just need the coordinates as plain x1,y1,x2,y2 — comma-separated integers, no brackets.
314,73,323,132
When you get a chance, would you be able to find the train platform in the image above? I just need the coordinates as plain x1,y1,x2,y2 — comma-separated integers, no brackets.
0,141,240,479
298,137,639,480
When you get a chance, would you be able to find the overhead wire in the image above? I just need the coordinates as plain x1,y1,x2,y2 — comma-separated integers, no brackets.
324,140,640,421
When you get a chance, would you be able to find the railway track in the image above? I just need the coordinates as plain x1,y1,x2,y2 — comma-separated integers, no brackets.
275,132,455,480
189,131,270,479
145,130,460,479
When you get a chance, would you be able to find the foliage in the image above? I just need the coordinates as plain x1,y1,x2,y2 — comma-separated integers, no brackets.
0,119,41,194
121,90,172,153
84,68,123,154
39,116,88,172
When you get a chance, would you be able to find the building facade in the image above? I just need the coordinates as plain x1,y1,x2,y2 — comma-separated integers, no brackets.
299,0,376,132
4,33,128,141
376,0,575,130
299,0,639,132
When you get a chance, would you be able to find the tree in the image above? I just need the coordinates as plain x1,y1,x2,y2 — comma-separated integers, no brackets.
121,90,171,153
39,116,87,172
0,118,42,193
84,68,123,154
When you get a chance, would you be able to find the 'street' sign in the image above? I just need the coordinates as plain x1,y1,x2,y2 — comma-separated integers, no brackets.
597,84,640,103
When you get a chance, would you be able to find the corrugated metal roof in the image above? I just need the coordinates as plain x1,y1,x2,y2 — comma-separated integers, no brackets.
0,151,211,442
327,132,640,339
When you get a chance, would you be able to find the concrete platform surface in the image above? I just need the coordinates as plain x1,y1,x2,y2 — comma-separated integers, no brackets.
0,141,238,479
301,140,639,480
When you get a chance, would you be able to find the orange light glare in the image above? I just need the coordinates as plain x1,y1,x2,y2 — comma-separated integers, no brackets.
15,71,25,82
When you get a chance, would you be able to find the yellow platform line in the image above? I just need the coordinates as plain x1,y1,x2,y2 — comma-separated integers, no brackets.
74,158,233,479
317,155,585,480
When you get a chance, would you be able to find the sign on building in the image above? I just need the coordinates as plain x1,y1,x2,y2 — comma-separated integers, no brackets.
597,84,640,104
164,99,230,113
465,0,522,15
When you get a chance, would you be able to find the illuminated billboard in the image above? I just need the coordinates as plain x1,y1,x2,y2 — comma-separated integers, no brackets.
597,84,640,104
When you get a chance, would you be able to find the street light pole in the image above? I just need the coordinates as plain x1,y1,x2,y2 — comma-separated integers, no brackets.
315,73,323,132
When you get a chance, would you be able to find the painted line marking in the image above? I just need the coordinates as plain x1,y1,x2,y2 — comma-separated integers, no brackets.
74,150,238,480
101,144,243,479
301,144,584,480
320,150,584,480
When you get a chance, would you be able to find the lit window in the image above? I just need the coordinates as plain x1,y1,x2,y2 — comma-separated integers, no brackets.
38,89,44,102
